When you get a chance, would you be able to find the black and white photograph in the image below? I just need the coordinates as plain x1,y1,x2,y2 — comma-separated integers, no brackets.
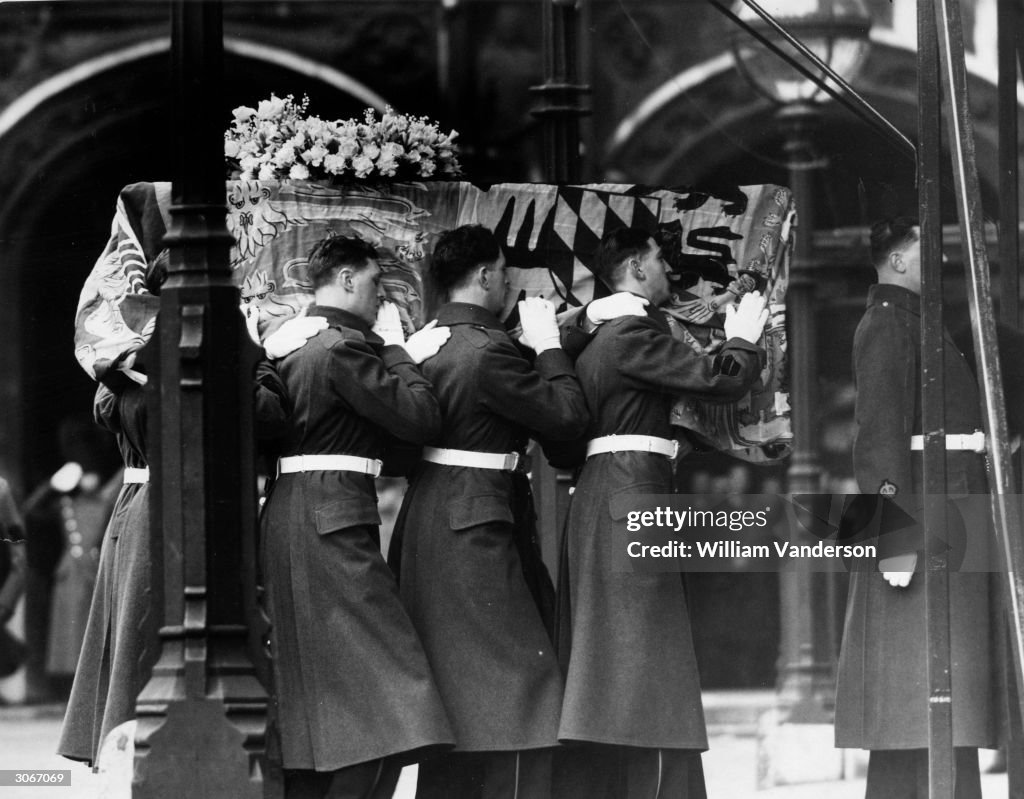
0,1,1019,797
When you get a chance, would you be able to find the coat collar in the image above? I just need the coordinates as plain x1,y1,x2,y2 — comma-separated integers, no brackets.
307,304,381,343
867,283,920,316
435,302,504,330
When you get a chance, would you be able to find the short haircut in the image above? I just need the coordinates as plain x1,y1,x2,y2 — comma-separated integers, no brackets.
306,235,379,289
869,216,919,269
594,226,655,289
430,224,502,292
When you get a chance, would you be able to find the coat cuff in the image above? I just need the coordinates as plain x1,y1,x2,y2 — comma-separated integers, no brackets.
535,348,575,378
380,344,415,369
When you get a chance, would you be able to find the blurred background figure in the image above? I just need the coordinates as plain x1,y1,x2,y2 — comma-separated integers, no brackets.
22,414,119,703
0,474,28,690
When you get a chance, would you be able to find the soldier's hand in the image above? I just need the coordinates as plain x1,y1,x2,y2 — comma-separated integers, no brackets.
405,320,451,364
264,312,329,359
586,292,650,327
517,297,561,354
723,290,768,344
373,301,406,347
880,552,917,588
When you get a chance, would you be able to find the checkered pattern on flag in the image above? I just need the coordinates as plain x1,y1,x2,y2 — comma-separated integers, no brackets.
73,180,793,459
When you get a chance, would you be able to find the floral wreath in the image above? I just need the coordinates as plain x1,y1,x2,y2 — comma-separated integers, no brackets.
224,94,463,182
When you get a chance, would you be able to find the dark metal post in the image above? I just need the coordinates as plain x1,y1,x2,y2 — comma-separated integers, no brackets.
998,0,1021,330
775,102,835,722
133,3,267,797
917,0,954,791
530,0,590,184
932,0,1024,765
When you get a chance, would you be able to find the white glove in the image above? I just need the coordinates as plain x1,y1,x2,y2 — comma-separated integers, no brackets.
586,292,650,325
517,297,561,354
263,314,329,359
880,552,917,588
723,290,768,344
404,320,451,365
373,301,405,347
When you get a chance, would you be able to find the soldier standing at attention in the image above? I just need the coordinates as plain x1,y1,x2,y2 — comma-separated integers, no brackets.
835,217,996,798
555,226,767,799
259,235,455,799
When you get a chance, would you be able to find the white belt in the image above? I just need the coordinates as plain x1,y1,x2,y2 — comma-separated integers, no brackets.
909,432,986,453
422,446,522,472
123,467,150,484
278,454,383,478
586,434,679,459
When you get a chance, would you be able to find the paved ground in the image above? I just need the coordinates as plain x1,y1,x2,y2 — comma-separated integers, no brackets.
0,700,1009,798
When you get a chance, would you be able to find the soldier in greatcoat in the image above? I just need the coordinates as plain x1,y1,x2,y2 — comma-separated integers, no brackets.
554,226,767,798
389,224,641,799
59,249,323,771
258,235,455,799
835,217,997,797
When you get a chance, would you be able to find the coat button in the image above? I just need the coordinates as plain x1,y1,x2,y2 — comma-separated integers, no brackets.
69,532,82,544
70,545,83,558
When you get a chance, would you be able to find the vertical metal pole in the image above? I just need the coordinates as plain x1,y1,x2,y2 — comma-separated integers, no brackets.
133,3,267,797
998,0,1020,329
530,1,590,580
530,0,590,184
775,103,834,722
933,0,1024,744
918,0,953,792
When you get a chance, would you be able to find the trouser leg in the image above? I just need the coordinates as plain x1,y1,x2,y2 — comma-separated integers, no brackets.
480,748,553,799
551,744,616,799
619,747,707,799
553,744,704,799
416,752,484,799
284,759,401,799
865,748,980,799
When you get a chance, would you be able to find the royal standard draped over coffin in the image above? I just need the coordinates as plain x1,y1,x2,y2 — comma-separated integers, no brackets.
74,180,793,460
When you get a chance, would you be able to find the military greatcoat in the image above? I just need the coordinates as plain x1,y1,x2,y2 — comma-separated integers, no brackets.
392,302,588,752
59,383,160,767
835,283,997,749
259,305,454,772
557,308,764,749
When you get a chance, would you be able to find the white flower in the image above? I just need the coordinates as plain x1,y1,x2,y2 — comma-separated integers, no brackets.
323,154,347,174
289,163,310,180
258,163,277,180
224,139,241,159
337,137,359,159
352,154,374,178
273,144,297,168
257,96,287,120
361,142,381,161
418,159,436,178
232,106,256,124
302,143,328,166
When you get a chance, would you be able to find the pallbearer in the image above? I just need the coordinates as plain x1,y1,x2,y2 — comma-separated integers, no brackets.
554,226,767,798
259,235,454,799
392,224,612,799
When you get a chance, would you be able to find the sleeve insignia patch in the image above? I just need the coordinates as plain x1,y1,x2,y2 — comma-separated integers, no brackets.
878,479,898,497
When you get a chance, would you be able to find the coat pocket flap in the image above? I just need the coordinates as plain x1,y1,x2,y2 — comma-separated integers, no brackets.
314,497,381,535
450,495,514,531
608,483,662,521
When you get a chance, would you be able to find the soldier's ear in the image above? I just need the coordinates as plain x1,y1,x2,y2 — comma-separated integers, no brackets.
338,267,356,292
477,264,491,289
889,250,905,273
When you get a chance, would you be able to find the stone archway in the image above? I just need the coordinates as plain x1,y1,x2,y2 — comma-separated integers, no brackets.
0,39,386,490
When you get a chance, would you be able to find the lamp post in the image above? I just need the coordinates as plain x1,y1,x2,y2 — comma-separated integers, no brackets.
731,0,871,785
